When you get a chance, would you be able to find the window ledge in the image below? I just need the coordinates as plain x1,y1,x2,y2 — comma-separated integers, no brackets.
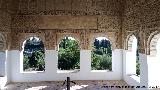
91,70,112,72
57,69,80,73
128,74,140,83
21,71,45,74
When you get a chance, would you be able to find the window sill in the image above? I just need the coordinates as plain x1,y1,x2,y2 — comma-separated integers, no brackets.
57,69,80,73
128,74,140,83
21,71,45,74
91,70,112,72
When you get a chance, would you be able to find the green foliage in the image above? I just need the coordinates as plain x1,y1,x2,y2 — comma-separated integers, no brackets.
91,38,112,71
91,52,112,70
23,55,30,70
58,37,80,70
136,49,140,76
136,61,140,76
23,50,45,71
23,37,45,71
99,54,112,70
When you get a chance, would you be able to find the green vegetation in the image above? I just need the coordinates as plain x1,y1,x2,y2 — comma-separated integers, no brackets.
23,36,140,74
58,37,80,70
136,49,140,76
23,37,45,71
91,38,112,71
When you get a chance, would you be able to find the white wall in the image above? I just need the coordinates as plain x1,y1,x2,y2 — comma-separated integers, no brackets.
0,51,11,89
0,51,5,76
147,38,160,86
123,50,149,90
10,49,123,82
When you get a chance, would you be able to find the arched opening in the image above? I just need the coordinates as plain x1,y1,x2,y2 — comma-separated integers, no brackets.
0,33,6,77
22,37,45,71
127,35,140,76
58,37,80,71
148,33,160,85
91,37,112,71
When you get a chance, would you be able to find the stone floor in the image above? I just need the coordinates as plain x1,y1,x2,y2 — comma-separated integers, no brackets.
2,80,136,90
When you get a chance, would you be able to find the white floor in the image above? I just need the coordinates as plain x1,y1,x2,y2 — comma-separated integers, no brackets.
2,80,134,90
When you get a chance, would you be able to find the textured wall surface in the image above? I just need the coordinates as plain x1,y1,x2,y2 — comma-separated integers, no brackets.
123,0,160,54
10,0,122,50
0,0,12,50
0,0,160,53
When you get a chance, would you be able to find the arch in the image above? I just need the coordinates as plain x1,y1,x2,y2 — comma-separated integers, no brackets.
126,34,140,76
21,36,45,71
57,36,80,71
20,34,45,51
147,31,160,56
91,36,112,71
56,34,80,51
90,34,114,50
126,34,137,51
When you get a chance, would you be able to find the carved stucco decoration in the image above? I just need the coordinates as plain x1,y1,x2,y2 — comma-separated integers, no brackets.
11,12,121,50
0,10,11,32
80,30,90,50
125,33,137,51
10,28,45,50
98,16,121,30
1,0,160,55
146,30,160,56
45,30,56,50
0,32,7,51
122,0,160,54
12,15,98,30
0,10,11,50
124,31,138,50
17,0,121,16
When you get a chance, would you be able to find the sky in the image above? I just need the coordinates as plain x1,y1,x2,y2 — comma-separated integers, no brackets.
96,37,109,41
67,37,109,41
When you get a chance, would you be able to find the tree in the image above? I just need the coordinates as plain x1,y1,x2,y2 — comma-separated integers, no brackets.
136,49,140,76
91,38,112,70
58,37,80,70
23,37,45,71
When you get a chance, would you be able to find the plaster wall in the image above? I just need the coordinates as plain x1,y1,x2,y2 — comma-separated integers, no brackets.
10,49,122,82
123,50,148,90
147,38,160,86
0,52,5,76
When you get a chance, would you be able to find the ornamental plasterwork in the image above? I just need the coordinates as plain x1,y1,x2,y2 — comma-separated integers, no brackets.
146,30,160,56
17,0,121,16
10,29,119,51
45,30,56,50
0,32,7,51
3,0,160,55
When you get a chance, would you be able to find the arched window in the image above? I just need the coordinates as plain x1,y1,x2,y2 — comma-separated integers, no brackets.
127,35,140,76
0,33,5,77
149,33,160,56
148,33,160,84
22,37,45,71
156,36,160,59
58,37,80,71
91,37,112,71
